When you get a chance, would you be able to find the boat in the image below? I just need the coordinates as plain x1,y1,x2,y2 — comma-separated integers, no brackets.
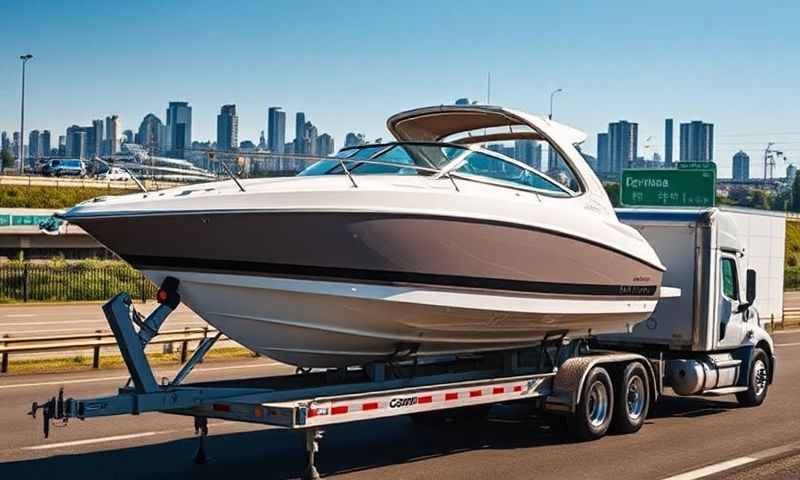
56,105,666,368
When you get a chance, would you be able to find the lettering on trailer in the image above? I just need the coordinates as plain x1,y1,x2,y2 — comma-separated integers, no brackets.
389,396,418,408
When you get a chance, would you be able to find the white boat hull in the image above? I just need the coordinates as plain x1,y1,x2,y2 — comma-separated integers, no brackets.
146,270,658,367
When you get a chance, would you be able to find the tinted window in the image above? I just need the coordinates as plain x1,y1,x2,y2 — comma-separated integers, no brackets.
721,257,739,300
455,151,569,195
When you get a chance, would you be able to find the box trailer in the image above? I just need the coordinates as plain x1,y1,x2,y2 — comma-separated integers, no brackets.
28,207,780,479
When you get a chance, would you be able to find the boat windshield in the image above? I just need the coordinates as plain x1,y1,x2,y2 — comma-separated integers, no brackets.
298,142,574,196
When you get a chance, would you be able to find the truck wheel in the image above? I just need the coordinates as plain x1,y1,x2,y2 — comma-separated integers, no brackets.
567,366,614,441
610,362,650,434
736,348,769,407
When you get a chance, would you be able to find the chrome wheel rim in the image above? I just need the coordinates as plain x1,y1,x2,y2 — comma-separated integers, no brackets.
626,375,646,420
587,380,609,427
753,359,768,397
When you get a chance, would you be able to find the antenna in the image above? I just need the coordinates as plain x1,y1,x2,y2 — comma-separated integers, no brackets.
487,72,491,105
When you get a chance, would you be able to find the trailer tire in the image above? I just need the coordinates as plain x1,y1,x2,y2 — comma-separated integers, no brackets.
736,348,769,407
610,362,650,434
567,366,614,441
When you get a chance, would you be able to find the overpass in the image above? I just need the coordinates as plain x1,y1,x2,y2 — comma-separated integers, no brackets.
0,209,106,259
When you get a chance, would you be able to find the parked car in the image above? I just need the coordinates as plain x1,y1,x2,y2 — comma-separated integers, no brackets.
97,167,132,182
43,159,86,177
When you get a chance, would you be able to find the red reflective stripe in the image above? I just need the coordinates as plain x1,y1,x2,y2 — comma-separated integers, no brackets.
308,408,318,418
445,393,459,401
419,395,433,404
469,390,482,398
212,403,230,412
362,402,379,411
513,385,523,392
492,387,505,395
331,405,349,415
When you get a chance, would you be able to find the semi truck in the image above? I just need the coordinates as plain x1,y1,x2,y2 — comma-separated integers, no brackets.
28,207,783,479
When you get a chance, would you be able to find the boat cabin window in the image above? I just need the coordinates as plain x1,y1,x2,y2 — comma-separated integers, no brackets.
454,151,570,195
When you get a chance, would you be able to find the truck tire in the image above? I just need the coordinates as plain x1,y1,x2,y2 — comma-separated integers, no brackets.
567,366,614,441
736,348,769,407
610,362,650,434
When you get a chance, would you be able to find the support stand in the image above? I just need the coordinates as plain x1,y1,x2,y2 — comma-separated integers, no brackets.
194,416,209,464
304,428,323,480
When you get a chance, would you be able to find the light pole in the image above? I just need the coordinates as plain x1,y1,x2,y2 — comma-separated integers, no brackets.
18,54,33,175
549,88,563,120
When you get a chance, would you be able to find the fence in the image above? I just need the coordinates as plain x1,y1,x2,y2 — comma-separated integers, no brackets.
0,263,155,302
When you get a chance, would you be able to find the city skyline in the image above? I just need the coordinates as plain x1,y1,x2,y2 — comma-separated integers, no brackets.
1,1,799,177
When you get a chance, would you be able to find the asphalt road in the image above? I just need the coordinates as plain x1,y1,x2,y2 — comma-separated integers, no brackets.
1,330,799,480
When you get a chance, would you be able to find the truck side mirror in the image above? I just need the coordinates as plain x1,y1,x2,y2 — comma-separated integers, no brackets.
746,269,756,304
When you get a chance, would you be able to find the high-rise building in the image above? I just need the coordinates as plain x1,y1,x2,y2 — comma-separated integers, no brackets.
608,120,638,175
514,140,542,170
344,132,365,147
66,125,88,159
166,102,192,158
294,112,306,154
315,133,334,157
57,135,66,156
216,104,238,151
89,119,104,158
28,130,41,159
596,133,610,174
267,107,286,154
664,119,674,167
0,132,8,153
258,130,266,149
787,164,797,181
732,151,750,180
105,115,120,155
303,121,318,156
12,132,21,158
122,130,134,144
679,120,714,162
41,130,51,157
137,113,164,153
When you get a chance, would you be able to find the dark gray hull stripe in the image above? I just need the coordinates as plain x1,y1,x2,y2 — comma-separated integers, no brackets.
125,255,658,297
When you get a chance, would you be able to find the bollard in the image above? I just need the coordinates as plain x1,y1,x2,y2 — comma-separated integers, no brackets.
1,334,9,373
92,330,102,368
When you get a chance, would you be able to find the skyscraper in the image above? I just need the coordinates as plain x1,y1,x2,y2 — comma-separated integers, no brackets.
122,130,134,144
66,125,87,159
664,119,673,167
41,130,51,157
315,133,334,157
303,121,318,156
294,112,306,154
89,119,104,158
732,151,750,180
608,121,638,176
344,132,365,147
0,132,8,153
679,121,714,162
216,104,239,151
267,107,286,153
137,113,164,153
105,115,120,155
28,130,40,159
596,132,610,174
166,102,192,158
514,140,542,170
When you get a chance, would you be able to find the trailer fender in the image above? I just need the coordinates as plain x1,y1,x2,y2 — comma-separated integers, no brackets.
544,353,657,414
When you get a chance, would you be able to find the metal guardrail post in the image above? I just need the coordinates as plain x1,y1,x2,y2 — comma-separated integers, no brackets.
23,263,29,303
181,327,190,364
92,330,101,369
1,334,9,373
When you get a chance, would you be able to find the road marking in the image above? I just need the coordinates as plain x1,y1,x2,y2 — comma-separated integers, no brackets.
21,430,172,450
4,314,36,318
0,362,284,389
776,342,800,347
0,324,207,334
661,457,756,480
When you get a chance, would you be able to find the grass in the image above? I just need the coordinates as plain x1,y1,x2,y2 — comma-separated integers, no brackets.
0,184,134,209
4,347,259,375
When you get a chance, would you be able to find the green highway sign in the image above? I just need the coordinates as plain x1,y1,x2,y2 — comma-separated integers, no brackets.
677,161,716,171
0,215,53,227
620,169,716,207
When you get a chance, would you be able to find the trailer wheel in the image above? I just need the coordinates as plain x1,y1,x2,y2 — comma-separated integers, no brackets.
610,362,650,434
567,366,614,441
736,348,769,407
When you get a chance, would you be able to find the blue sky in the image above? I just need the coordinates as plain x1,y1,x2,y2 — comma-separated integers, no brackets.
1,0,798,177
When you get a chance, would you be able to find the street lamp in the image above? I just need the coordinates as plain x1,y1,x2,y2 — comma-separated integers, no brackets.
549,88,563,120
18,54,33,175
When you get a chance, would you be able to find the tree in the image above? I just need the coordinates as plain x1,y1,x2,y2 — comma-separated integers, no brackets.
1,149,14,172
750,189,770,210
792,175,800,212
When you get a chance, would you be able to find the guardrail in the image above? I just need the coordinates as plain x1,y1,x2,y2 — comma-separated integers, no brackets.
0,174,183,190
782,307,800,328
0,326,224,373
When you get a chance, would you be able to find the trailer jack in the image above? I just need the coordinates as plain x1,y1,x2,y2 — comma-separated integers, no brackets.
305,428,324,480
194,416,209,464
29,387,67,438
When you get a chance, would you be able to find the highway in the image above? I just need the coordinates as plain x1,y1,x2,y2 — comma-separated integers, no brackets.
1,329,799,479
